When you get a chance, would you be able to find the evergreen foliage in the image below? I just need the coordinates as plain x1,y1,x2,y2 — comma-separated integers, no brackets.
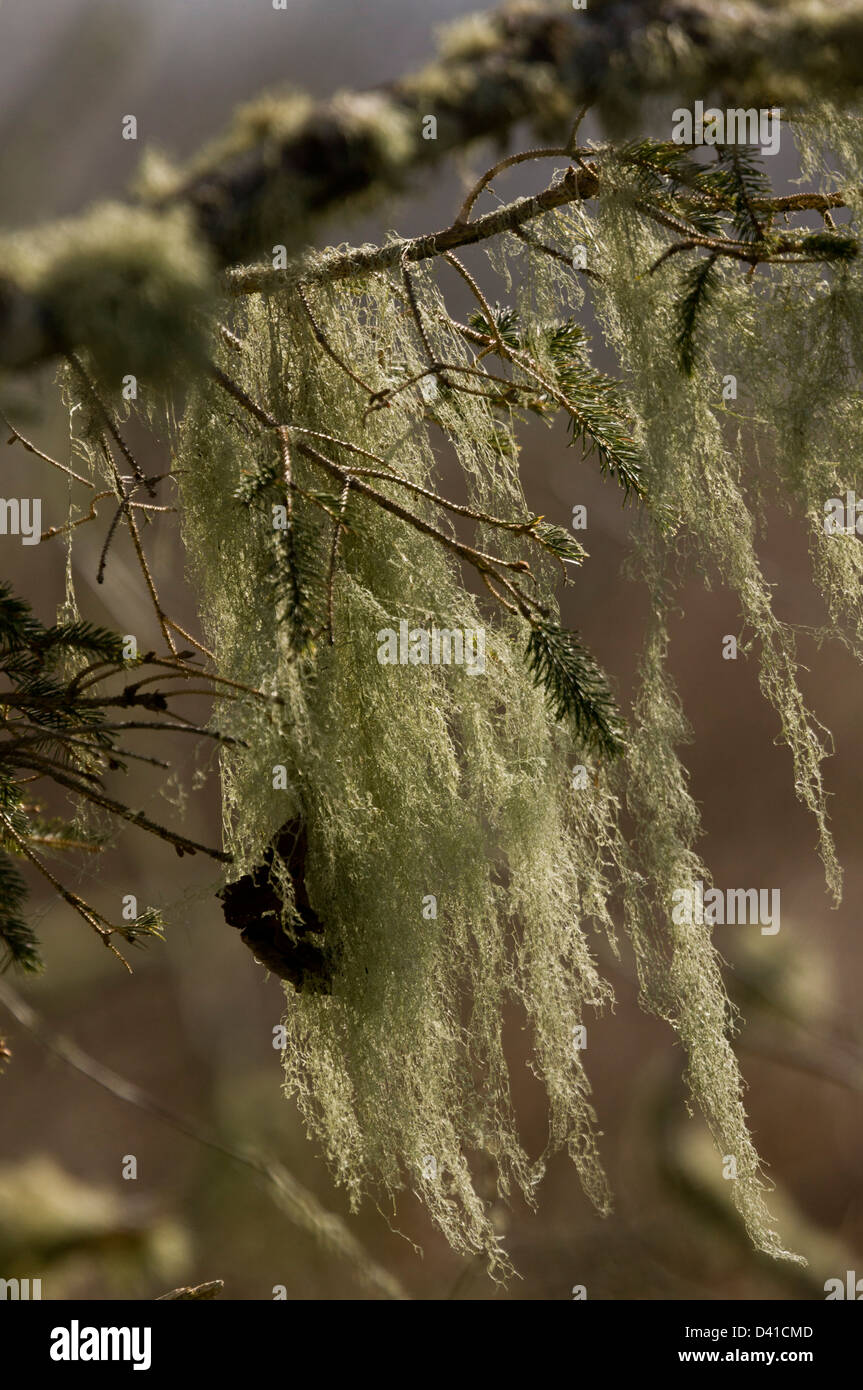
0,563,230,971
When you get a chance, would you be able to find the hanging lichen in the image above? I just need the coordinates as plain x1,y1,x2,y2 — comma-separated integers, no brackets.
177,259,636,1271
169,102,863,1268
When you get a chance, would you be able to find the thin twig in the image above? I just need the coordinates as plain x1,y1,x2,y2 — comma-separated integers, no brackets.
401,260,440,368
15,755,231,862
165,620,216,663
208,363,278,427
296,283,376,395
0,812,127,964
1,411,94,488
98,431,176,651
295,438,535,605
325,480,351,644
455,146,570,225
67,352,153,494
512,224,603,280
0,980,408,1300
206,367,543,629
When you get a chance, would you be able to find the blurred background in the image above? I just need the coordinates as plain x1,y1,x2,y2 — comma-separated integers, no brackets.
0,0,861,1300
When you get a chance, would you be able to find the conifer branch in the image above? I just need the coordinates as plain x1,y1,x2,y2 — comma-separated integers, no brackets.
0,482,241,971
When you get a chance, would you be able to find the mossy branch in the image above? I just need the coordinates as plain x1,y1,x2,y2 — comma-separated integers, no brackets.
4,2,863,372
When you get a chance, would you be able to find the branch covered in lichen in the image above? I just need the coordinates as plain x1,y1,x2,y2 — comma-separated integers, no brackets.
5,2,863,373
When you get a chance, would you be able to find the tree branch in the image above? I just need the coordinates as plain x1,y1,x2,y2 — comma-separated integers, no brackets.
228,164,599,293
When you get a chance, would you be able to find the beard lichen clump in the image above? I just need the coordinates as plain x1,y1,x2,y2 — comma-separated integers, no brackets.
175,111,863,1272
177,265,622,1273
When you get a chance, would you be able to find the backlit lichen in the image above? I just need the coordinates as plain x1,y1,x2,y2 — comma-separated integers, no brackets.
168,108,863,1275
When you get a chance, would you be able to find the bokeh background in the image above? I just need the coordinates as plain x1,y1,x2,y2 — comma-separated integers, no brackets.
0,0,860,1300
